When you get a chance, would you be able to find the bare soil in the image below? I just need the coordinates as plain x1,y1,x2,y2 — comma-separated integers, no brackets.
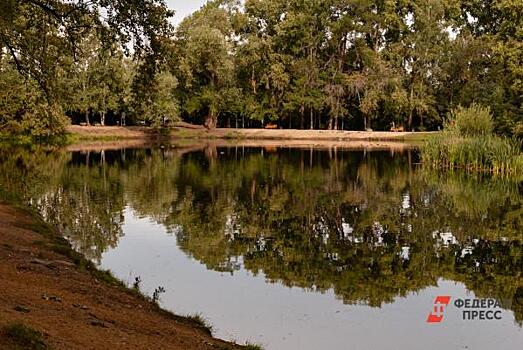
67,124,434,142
0,204,244,350
201,127,432,141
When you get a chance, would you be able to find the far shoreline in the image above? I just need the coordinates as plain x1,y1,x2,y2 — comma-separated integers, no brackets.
66,124,435,143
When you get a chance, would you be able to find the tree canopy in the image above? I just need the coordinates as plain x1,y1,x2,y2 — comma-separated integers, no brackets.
0,0,522,137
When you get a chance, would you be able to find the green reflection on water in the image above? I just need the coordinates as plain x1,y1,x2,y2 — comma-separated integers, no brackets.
0,144,522,323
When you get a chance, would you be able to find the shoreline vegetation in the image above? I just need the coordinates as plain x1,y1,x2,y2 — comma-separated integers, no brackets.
422,104,522,176
0,203,257,350
2,117,521,178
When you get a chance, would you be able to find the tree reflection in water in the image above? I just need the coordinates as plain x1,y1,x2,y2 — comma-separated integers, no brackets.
0,144,521,323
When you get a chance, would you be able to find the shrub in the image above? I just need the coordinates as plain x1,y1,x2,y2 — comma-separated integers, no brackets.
21,103,70,139
0,66,69,140
185,313,213,335
1,102,69,140
3,323,48,350
447,103,494,137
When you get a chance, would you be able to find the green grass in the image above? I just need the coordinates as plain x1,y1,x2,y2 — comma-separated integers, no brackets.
185,313,214,335
422,133,522,175
422,103,523,176
400,131,436,143
2,129,141,145
65,133,126,143
3,323,49,350
244,342,264,350
172,129,215,139
0,132,69,146
223,131,247,140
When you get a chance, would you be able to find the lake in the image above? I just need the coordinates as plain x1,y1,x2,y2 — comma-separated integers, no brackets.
1,143,522,349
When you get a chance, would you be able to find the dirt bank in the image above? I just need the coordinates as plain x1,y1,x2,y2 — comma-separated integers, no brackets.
0,204,246,350
67,124,434,142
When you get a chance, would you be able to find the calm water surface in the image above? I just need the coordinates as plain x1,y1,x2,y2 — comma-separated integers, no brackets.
1,144,522,349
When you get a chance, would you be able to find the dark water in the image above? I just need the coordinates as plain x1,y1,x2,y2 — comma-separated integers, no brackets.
1,144,522,349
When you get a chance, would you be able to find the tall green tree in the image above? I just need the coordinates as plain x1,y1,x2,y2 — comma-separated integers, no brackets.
173,1,238,129
0,0,173,136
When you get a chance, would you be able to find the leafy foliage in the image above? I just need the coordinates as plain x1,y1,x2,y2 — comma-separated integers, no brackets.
448,104,494,137
423,104,522,175
167,0,522,133
0,0,522,136
0,0,175,137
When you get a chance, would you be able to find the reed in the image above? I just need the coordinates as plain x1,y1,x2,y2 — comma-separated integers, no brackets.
422,105,522,175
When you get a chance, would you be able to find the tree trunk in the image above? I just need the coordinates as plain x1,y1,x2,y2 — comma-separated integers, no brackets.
310,109,314,130
408,83,414,131
85,110,90,126
300,105,305,130
408,109,413,131
204,112,217,129
101,112,105,126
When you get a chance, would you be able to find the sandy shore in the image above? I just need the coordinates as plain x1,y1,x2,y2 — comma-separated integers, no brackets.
67,124,434,142
0,204,245,350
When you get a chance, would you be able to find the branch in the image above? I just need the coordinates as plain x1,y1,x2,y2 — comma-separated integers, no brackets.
1,36,25,76
24,0,64,22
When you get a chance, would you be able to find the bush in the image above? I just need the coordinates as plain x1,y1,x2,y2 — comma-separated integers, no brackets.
3,323,48,350
0,65,69,141
1,103,69,141
21,103,70,139
447,103,494,137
